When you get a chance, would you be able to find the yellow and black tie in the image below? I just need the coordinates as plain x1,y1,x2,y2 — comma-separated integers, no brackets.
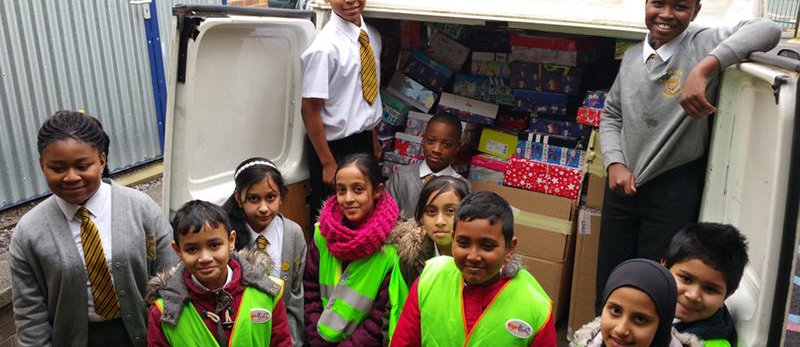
78,207,120,320
423,174,434,186
256,235,270,253
359,29,378,104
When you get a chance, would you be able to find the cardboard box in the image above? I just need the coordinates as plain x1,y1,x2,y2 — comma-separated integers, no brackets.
520,254,573,322
471,51,511,78
437,92,499,126
584,173,605,210
427,30,471,71
478,128,518,159
568,208,602,332
452,73,514,106
470,181,576,262
404,111,432,137
401,50,455,94
387,72,438,113
381,89,413,126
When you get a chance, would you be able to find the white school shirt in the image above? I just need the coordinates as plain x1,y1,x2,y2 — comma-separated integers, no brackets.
301,13,383,141
642,30,688,63
55,181,113,322
246,217,284,276
418,161,461,180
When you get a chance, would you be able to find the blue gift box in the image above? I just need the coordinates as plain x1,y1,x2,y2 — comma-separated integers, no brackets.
387,72,438,113
401,50,455,94
582,90,607,108
528,118,592,140
452,73,514,106
513,90,569,116
511,62,582,95
515,139,583,168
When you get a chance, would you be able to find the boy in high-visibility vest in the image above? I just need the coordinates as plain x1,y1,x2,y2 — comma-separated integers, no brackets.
391,191,557,346
145,200,292,346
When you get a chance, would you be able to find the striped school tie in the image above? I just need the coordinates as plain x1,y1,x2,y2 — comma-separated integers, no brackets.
359,29,378,104
256,235,270,253
423,174,434,186
78,207,120,320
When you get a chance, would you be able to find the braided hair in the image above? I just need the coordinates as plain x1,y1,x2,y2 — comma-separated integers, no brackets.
37,110,111,177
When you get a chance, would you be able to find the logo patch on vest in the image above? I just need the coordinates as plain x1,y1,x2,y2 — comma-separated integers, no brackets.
505,319,533,339
250,308,272,324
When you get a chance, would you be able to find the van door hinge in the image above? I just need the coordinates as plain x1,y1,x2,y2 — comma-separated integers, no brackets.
773,75,789,104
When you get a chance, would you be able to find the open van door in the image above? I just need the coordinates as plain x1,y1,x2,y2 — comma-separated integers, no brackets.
162,5,315,229
700,53,800,346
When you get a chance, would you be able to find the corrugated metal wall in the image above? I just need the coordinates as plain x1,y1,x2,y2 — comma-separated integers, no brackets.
0,1,218,210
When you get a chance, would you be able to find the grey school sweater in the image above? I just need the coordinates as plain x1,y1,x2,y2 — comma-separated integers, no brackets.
600,19,780,186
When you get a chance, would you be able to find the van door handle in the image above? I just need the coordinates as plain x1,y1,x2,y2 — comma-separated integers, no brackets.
129,0,152,4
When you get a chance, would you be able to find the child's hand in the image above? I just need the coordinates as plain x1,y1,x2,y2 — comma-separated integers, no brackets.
608,163,637,197
322,162,337,186
372,130,383,159
680,55,721,118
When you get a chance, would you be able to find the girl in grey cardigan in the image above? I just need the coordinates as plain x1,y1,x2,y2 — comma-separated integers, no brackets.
223,157,307,347
10,110,177,347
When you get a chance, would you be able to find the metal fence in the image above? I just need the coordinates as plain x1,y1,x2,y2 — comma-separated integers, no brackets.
767,0,800,30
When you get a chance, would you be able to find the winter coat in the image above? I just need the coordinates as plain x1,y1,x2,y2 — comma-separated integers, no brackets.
571,317,703,347
385,220,437,288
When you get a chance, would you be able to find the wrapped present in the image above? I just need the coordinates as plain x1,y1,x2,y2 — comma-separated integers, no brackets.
381,161,399,177
387,72,438,113
524,131,586,148
467,28,511,53
378,135,395,153
515,139,584,168
510,33,608,67
471,153,508,172
495,111,530,134
426,22,467,40
582,90,607,108
469,165,505,185
402,50,455,94
383,151,423,166
452,73,514,106
438,92,499,126
381,89,413,126
539,64,583,95
513,90,570,116
400,20,425,50
528,118,592,140
576,107,602,127
375,120,397,138
392,132,424,159
510,62,539,90
504,157,582,199
471,52,511,78
427,30,471,71
614,39,637,60
405,111,433,137
478,127,518,159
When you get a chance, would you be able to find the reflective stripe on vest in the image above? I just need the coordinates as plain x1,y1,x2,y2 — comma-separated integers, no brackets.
418,256,552,346
314,223,409,342
703,338,732,347
154,279,284,347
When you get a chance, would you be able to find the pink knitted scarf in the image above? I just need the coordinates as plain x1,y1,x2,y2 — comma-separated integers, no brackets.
318,193,399,262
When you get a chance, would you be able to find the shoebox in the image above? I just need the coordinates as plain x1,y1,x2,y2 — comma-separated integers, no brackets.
478,127,518,159
568,208,602,333
391,132,424,159
582,90,607,109
380,89,414,127
468,164,505,186
437,92,499,126
452,73,514,106
426,22,468,41
520,254,573,322
504,156,583,200
576,107,602,127
515,139,584,169
471,52,511,78
471,153,508,172
509,62,539,90
375,120,397,138
427,30,471,71
510,33,608,67
494,110,530,134
528,118,592,140
399,20,425,50
524,131,586,149
401,50,455,94
467,28,511,53
378,135,394,154
387,72,438,113
383,151,423,166
404,111,432,137
539,64,583,95
513,90,570,117
583,173,605,210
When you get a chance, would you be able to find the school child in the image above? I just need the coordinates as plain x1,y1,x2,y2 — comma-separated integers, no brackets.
662,223,748,346
596,0,781,312
391,191,557,346
146,200,292,346
304,153,407,346
10,110,178,346
386,113,470,219
301,0,383,226
388,176,470,287
572,259,702,347
222,157,307,347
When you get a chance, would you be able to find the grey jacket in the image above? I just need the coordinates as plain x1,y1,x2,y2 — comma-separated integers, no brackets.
277,216,307,347
10,181,178,347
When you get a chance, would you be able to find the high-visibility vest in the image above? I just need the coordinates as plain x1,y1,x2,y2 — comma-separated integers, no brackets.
703,338,731,347
314,223,409,342
418,256,552,346
154,281,284,347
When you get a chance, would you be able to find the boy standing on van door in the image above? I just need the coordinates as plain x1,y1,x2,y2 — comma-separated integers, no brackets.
595,0,780,314
301,0,383,227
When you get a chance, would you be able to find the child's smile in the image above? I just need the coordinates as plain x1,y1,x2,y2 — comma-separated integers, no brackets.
644,0,700,49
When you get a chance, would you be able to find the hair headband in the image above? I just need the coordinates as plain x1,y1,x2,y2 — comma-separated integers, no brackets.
234,160,278,180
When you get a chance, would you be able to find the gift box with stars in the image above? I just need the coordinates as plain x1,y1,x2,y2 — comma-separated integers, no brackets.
503,156,582,199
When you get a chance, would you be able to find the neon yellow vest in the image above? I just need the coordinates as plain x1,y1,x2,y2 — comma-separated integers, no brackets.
418,256,552,346
703,338,731,347
154,281,284,347
314,223,409,342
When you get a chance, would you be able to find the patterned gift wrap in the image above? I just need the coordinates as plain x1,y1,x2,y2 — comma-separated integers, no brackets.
582,90,607,109
513,90,569,117
539,64,583,95
576,107,602,127
391,132,425,160
515,139,584,169
405,111,433,137
380,89,413,126
469,165,505,186
510,62,540,90
452,73,514,106
383,151,423,166
503,157,583,199
437,92,499,126
401,50,455,94
427,30,471,71
378,135,395,154
510,33,609,67
471,52,511,78
528,118,592,140
471,153,508,172
387,72,438,113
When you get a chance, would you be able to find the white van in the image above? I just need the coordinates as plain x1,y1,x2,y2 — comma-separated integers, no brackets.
161,2,800,345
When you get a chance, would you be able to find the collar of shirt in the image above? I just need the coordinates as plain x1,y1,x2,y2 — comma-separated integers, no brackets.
418,161,459,179
246,215,284,247
330,12,367,44
642,30,688,63
191,265,233,292
55,181,111,221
